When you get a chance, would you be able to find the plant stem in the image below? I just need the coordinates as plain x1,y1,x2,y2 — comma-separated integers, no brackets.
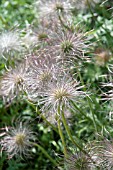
57,105,67,157
57,115,67,157
33,143,57,166
61,112,87,155
61,112,97,164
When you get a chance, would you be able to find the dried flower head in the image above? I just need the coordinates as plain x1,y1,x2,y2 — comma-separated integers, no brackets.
0,61,27,102
62,140,106,170
32,25,52,48
64,152,94,170
25,54,64,99
50,28,91,63
34,77,85,114
97,139,113,169
35,0,72,18
86,138,113,169
0,121,35,159
0,30,22,59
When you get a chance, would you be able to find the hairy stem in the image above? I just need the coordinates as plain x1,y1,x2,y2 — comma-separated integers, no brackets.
57,106,67,157
57,115,67,157
61,112,97,164
61,112,87,155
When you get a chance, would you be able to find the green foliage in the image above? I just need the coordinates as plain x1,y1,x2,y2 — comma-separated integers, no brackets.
0,0,35,29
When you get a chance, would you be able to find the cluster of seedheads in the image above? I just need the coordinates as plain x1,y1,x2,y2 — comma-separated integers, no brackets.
0,0,113,169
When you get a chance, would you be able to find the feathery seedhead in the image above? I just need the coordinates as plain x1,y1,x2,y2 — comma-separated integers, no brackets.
0,61,27,102
64,151,96,170
25,64,56,93
0,121,35,159
36,28,51,45
25,54,64,101
96,139,113,169
84,139,113,169
36,77,85,113
61,40,73,53
0,30,22,59
36,0,72,18
14,133,26,146
38,33,48,41
50,27,91,63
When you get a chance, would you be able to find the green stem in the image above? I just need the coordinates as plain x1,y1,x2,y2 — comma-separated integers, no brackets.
61,112,97,164
33,143,57,166
57,105,67,156
57,115,67,157
61,112,87,155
